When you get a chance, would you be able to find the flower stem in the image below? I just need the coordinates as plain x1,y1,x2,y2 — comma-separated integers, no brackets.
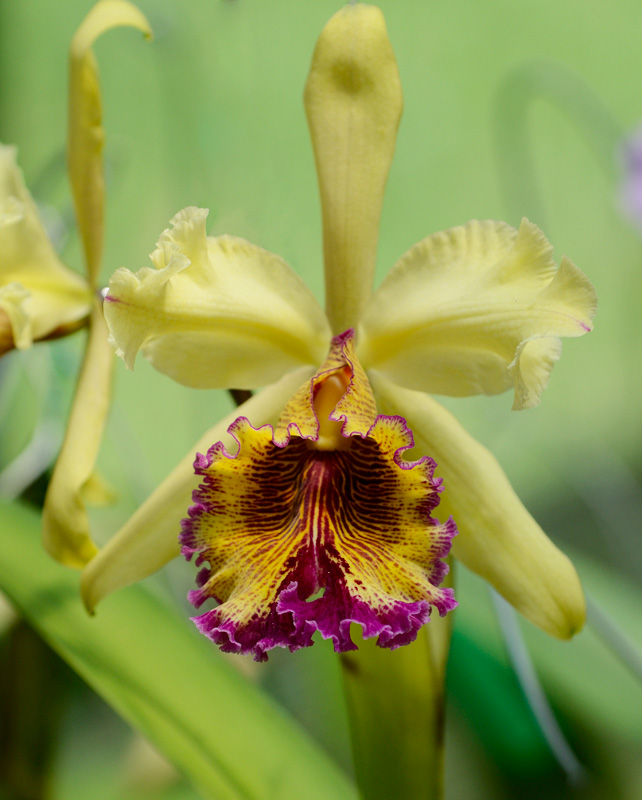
340,604,453,800
0,621,72,800
493,60,623,227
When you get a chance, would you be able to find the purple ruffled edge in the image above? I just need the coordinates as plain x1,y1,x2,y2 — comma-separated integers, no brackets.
179,333,458,662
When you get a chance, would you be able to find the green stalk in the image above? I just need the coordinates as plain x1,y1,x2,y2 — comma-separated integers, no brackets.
341,565,454,800
493,60,624,226
0,621,72,800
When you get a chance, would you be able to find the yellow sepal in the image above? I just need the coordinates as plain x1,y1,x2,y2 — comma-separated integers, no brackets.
42,298,115,567
68,0,151,286
305,3,403,333
0,144,91,352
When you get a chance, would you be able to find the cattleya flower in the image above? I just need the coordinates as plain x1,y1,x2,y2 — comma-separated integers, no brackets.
0,145,91,356
0,1,150,567
82,4,596,661
32,0,150,567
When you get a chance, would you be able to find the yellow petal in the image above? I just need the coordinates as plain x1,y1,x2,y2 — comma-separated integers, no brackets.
104,207,331,389
42,298,115,567
80,366,314,612
305,4,403,333
370,372,586,639
68,0,151,285
0,144,91,349
359,219,597,409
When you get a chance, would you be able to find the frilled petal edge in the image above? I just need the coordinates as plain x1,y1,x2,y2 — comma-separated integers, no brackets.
104,207,331,389
181,331,456,661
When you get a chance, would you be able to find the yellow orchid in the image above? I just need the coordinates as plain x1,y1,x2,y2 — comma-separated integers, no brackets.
82,4,596,660
36,0,151,567
0,144,91,356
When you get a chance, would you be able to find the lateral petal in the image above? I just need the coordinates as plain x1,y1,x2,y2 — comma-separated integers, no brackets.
370,372,586,639
80,367,313,612
305,4,403,333
68,0,151,284
104,207,331,388
0,145,90,350
359,219,597,409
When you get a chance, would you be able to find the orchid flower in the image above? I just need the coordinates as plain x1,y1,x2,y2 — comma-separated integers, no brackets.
23,0,150,567
82,4,596,662
0,145,91,356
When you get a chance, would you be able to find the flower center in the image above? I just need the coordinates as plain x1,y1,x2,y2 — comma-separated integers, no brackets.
310,367,352,451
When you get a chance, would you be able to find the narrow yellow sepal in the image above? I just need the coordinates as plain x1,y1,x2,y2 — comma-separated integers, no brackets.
305,3,402,333
80,367,314,612
68,0,152,286
371,372,586,639
42,298,115,567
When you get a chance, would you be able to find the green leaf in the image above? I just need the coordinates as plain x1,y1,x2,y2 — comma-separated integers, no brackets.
454,552,642,741
0,499,357,800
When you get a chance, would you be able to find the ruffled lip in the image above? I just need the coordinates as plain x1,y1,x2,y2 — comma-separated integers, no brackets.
180,330,457,661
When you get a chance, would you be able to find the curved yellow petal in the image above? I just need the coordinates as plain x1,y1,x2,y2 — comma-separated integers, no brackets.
305,3,403,333
359,219,597,409
80,366,314,612
104,207,331,389
0,145,91,349
369,372,586,639
42,298,114,567
68,0,151,285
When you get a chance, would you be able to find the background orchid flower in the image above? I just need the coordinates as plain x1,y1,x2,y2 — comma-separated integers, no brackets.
83,4,596,657
0,144,91,356
620,124,642,229
39,0,151,567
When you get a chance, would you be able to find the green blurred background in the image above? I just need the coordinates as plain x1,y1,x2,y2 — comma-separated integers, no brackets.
0,1,641,798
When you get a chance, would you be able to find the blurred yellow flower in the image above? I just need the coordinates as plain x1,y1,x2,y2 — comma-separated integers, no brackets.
0,145,91,356
35,0,151,567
